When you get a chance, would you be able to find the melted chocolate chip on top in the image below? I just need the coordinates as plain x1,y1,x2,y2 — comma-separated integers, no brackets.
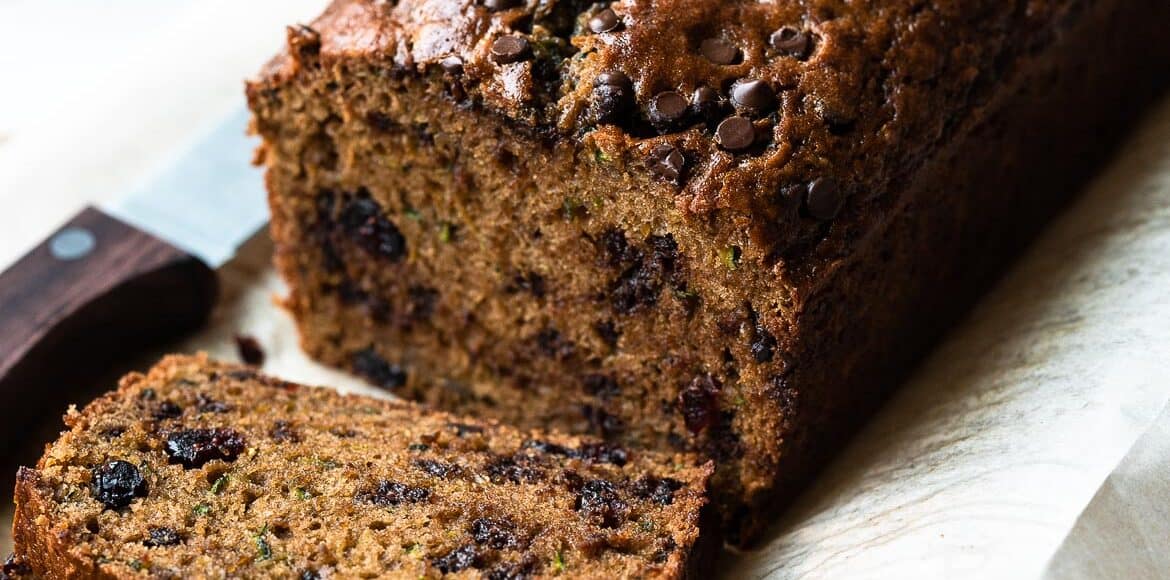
491,36,530,65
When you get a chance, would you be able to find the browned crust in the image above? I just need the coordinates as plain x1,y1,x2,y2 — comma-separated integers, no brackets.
14,468,103,579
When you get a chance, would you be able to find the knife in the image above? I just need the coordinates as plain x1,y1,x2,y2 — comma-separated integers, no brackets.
0,107,266,447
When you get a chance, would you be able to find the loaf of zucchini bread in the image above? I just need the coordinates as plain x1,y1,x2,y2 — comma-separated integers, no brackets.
11,355,714,578
247,0,1170,543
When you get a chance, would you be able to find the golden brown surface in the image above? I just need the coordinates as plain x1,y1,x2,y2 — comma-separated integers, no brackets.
12,355,713,579
248,0,1170,544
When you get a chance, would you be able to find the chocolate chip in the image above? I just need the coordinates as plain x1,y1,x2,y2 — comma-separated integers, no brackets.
692,86,723,119
730,79,776,113
440,55,464,75
491,36,530,65
470,517,519,549
805,177,843,220
770,25,811,58
91,460,147,510
587,72,634,125
482,0,521,11
716,116,755,150
356,480,431,506
588,8,621,33
648,144,686,182
164,428,247,468
234,334,265,366
648,91,688,127
352,348,407,390
700,38,740,65
434,545,480,574
596,71,632,88
144,527,182,547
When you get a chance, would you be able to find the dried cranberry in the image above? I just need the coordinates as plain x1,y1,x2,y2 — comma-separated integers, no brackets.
355,481,431,506
582,406,625,439
235,334,266,366
470,517,519,550
704,410,745,461
521,440,628,466
534,328,575,360
507,272,546,298
678,374,721,434
582,374,621,400
576,442,629,466
2,554,30,579
195,393,231,413
339,192,406,261
630,476,684,505
652,536,677,563
600,229,638,268
270,420,300,443
609,234,681,314
485,557,539,580
576,479,628,528
152,401,183,420
434,545,480,573
485,456,545,484
91,460,147,510
593,320,621,348
414,459,462,479
164,428,247,468
143,527,182,547
407,286,440,321
522,440,573,457
748,306,778,363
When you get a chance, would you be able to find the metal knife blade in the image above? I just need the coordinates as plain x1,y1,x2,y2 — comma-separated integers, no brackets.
101,107,267,267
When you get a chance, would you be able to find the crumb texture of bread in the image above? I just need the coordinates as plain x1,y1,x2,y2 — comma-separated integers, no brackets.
12,355,713,579
248,0,1170,543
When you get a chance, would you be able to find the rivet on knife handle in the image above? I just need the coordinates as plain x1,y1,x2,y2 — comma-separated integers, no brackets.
0,206,217,469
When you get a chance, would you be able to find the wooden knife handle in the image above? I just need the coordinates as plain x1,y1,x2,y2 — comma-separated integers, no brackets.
0,207,217,446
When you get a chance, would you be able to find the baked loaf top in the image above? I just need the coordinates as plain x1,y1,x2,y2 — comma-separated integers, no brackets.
13,355,712,579
258,0,1081,267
